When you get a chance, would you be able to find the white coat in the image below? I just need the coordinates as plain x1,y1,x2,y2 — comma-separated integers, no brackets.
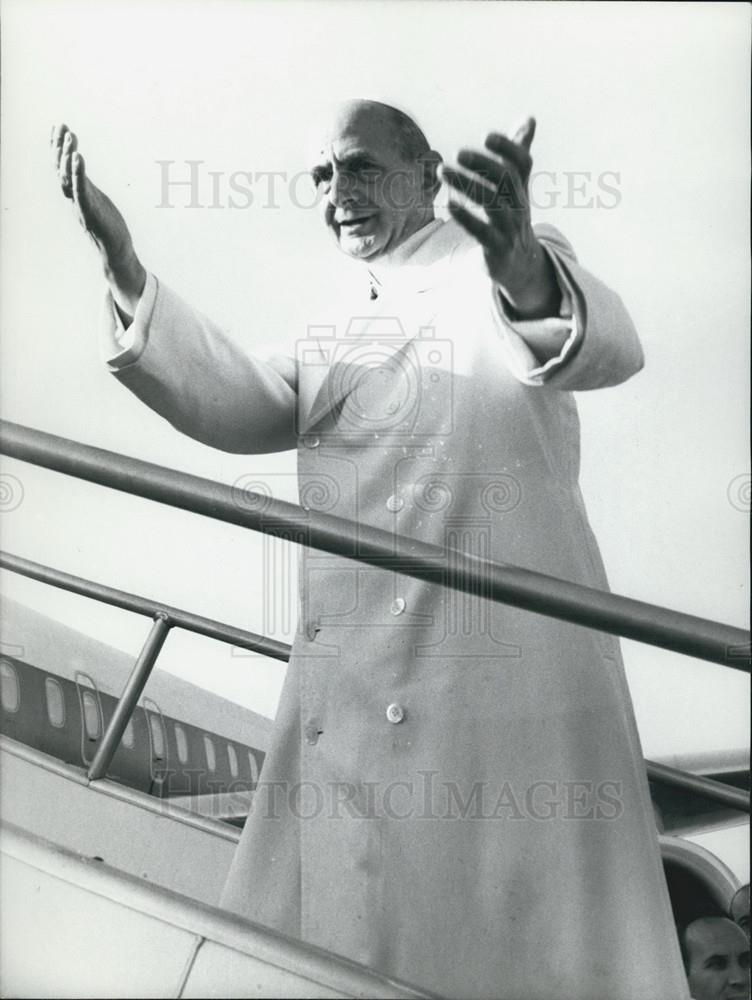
104,219,689,999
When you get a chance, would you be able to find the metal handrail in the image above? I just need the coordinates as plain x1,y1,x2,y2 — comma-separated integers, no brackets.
0,551,290,661
0,548,289,783
0,421,749,810
0,553,749,813
1,420,749,669
87,614,171,780
645,760,749,813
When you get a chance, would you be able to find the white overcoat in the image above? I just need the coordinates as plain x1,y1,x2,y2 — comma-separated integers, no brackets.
104,220,689,999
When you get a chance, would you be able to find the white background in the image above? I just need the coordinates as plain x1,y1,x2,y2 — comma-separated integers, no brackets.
1,0,749,876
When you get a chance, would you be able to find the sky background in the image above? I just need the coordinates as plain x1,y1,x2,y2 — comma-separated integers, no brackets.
1,0,749,877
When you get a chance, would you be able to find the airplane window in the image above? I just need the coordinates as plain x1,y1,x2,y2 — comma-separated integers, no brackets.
203,735,216,771
82,690,101,740
122,718,135,749
44,677,65,728
248,750,259,786
148,713,165,760
227,743,238,778
0,660,20,714
175,724,189,764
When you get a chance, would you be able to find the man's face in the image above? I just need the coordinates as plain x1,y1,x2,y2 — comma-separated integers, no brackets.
685,918,750,1000
308,102,430,262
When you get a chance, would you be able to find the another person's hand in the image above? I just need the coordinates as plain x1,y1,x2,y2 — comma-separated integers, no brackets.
51,124,146,319
442,118,560,320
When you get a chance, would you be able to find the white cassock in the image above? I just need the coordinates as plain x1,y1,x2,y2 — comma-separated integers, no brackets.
102,218,689,1000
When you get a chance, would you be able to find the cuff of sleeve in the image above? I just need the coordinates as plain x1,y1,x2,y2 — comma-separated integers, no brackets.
101,272,158,370
492,244,582,385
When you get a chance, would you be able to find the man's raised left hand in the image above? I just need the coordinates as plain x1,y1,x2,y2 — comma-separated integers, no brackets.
441,118,560,320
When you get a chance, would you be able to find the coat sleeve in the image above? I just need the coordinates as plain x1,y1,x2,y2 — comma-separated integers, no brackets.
491,223,645,391
101,274,299,454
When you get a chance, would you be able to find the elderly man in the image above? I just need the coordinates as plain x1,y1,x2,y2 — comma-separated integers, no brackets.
51,100,688,999
679,916,750,1000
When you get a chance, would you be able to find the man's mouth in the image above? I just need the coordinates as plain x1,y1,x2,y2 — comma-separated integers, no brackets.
337,215,374,233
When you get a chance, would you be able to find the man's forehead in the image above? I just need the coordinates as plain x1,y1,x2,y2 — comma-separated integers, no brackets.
304,100,399,164
688,917,749,955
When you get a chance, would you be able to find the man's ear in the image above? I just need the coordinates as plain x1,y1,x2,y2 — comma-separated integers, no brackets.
419,150,443,201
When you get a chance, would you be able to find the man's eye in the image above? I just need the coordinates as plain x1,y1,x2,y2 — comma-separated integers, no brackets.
705,957,727,970
350,160,378,178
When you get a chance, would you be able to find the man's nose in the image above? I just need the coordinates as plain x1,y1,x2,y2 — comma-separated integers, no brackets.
328,168,357,208
727,956,749,988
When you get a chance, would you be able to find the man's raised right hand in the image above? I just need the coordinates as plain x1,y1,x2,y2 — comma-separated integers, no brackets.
51,124,146,320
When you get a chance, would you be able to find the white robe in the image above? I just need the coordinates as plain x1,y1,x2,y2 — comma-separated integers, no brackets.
103,219,689,1000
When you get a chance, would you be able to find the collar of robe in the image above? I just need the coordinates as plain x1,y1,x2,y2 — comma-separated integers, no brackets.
300,217,470,436
366,217,467,299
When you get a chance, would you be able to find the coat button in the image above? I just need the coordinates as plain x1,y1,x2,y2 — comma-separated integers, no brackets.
386,494,404,512
304,724,321,745
304,435,320,449
305,623,320,641
390,598,406,616
386,703,405,724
